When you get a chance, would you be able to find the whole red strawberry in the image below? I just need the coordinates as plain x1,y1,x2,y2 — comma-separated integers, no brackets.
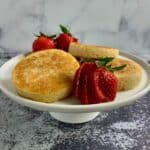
73,58,126,104
56,25,78,51
32,32,56,52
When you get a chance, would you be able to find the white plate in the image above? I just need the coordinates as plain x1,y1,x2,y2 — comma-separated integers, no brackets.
0,51,150,123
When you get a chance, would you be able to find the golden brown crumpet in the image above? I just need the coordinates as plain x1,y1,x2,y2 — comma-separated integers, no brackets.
69,43,119,58
109,58,142,91
12,49,80,103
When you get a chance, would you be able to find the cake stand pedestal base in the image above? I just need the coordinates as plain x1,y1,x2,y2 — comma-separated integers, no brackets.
50,112,100,124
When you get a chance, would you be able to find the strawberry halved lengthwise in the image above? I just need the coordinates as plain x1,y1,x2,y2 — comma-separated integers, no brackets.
73,63,86,98
94,68,118,102
86,64,99,104
73,63,95,104
80,63,98,104
91,70,107,104
73,63,91,104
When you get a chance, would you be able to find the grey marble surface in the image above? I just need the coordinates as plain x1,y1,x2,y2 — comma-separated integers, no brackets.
0,55,150,150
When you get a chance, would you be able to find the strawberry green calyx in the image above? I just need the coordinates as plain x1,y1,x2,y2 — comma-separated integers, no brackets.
34,32,56,39
95,57,127,72
48,34,57,38
59,24,72,35
96,57,114,66
107,64,127,72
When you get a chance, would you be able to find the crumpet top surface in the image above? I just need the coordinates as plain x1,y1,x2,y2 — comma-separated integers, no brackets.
12,49,80,94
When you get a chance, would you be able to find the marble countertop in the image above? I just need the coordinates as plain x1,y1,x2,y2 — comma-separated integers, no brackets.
0,53,150,150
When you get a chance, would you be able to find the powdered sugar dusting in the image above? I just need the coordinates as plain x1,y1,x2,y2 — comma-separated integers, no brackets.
0,91,150,150
100,131,138,149
110,120,144,130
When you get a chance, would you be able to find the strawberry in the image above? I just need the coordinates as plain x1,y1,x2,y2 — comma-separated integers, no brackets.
73,63,86,98
79,63,97,104
73,63,97,104
73,62,102,104
73,58,126,104
91,70,106,104
32,32,56,52
56,25,78,51
95,68,118,102
80,75,89,104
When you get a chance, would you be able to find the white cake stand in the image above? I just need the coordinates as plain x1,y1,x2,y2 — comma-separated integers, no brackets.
0,51,149,124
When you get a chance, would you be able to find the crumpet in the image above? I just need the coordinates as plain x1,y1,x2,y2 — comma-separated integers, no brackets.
69,43,119,58
12,49,80,103
109,58,142,91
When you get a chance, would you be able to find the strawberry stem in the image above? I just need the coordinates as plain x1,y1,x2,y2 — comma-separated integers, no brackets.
96,57,114,66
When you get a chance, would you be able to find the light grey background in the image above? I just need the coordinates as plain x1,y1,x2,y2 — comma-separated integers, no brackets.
0,0,149,60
